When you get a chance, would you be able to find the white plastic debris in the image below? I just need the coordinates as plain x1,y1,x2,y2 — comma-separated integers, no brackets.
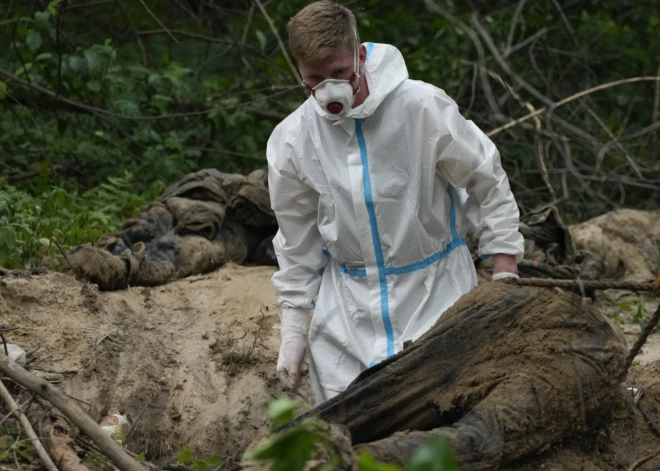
99,410,132,444
4,343,26,366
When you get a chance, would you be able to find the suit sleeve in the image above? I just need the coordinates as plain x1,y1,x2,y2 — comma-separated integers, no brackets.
432,90,525,261
267,127,326,314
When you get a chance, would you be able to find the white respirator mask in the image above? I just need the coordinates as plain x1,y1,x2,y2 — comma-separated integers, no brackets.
302,31,361,118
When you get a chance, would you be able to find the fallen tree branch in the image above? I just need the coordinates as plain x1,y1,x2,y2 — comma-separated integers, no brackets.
488,76,660,137
0,379,59,471
624,303,660,374
0,356,145,471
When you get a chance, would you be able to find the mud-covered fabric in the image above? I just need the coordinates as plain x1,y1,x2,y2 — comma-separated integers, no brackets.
66,164,615,292
68,169,278,291
292,282,627,470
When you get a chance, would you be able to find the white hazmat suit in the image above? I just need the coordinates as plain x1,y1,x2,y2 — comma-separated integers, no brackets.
267,42,524,405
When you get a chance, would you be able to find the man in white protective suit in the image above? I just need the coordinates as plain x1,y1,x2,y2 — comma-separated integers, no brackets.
267,0,525,406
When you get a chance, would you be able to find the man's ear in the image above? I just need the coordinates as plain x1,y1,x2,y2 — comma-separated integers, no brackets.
359,44,367,69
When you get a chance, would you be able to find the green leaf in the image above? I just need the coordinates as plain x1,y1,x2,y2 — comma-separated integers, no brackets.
47,0,62,15
256,30,267,51
0,81,6,100
206,455,222,468
15,63,32,76
34,11,51,28
407,435,459,471
616,303,632,312
357,453,403,471
87,80,102,92
268,399,299,428
0,227,16,250
178,447,192,465
243,427,319,471
16,446,33,462
194,461,208,471
26,30,42,52
38,238,50,247
35,52,53,61
612,403,633,419
84,50,102,71
136,453,146,463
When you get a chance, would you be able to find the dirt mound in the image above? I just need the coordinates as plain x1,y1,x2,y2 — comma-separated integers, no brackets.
569,209,660,281
0,264,309,466
1,246,660,469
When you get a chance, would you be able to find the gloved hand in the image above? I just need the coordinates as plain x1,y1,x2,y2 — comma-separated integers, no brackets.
277,307,309,390
492,271,519,281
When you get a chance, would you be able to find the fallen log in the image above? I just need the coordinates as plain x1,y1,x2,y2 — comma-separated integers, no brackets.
288,282,628,470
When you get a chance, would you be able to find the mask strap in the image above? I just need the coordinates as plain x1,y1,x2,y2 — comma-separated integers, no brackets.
349,26,361,95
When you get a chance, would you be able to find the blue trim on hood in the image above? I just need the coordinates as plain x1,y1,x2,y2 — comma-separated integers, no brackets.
366,42,374,60
355,118,395,358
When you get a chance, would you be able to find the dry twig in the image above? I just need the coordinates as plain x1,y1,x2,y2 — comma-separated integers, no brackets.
254,0,301,86
488,76,660,137
0,379,59,471
424,0,501,117
0,356,145,471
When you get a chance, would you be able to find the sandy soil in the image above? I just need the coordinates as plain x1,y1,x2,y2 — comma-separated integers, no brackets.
0,264,310,467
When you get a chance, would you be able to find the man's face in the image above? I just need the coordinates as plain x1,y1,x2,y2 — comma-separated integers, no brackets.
299,44,366,89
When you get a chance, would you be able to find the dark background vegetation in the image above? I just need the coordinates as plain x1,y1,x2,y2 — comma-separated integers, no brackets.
1,0,659,269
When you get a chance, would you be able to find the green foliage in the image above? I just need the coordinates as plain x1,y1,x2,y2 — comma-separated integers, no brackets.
407,436,460,471
243,398,459,471
0,173,157,269
0,426,35,466
616,298,656,330
1,0,659,269
243,399,332,471
176,446,223,471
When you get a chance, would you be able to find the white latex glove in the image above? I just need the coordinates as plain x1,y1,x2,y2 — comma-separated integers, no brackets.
276,307,309,390
492,271,519,281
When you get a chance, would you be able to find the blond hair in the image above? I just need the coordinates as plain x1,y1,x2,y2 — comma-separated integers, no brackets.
287,1,359,63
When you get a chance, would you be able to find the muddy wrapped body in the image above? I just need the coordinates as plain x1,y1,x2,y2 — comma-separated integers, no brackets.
287,282,627,470
68,169,278,290
66,166,658,294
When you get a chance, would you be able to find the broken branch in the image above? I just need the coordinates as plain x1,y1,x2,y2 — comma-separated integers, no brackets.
488,76,660,137
0,379,59,471
0,356,145,471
